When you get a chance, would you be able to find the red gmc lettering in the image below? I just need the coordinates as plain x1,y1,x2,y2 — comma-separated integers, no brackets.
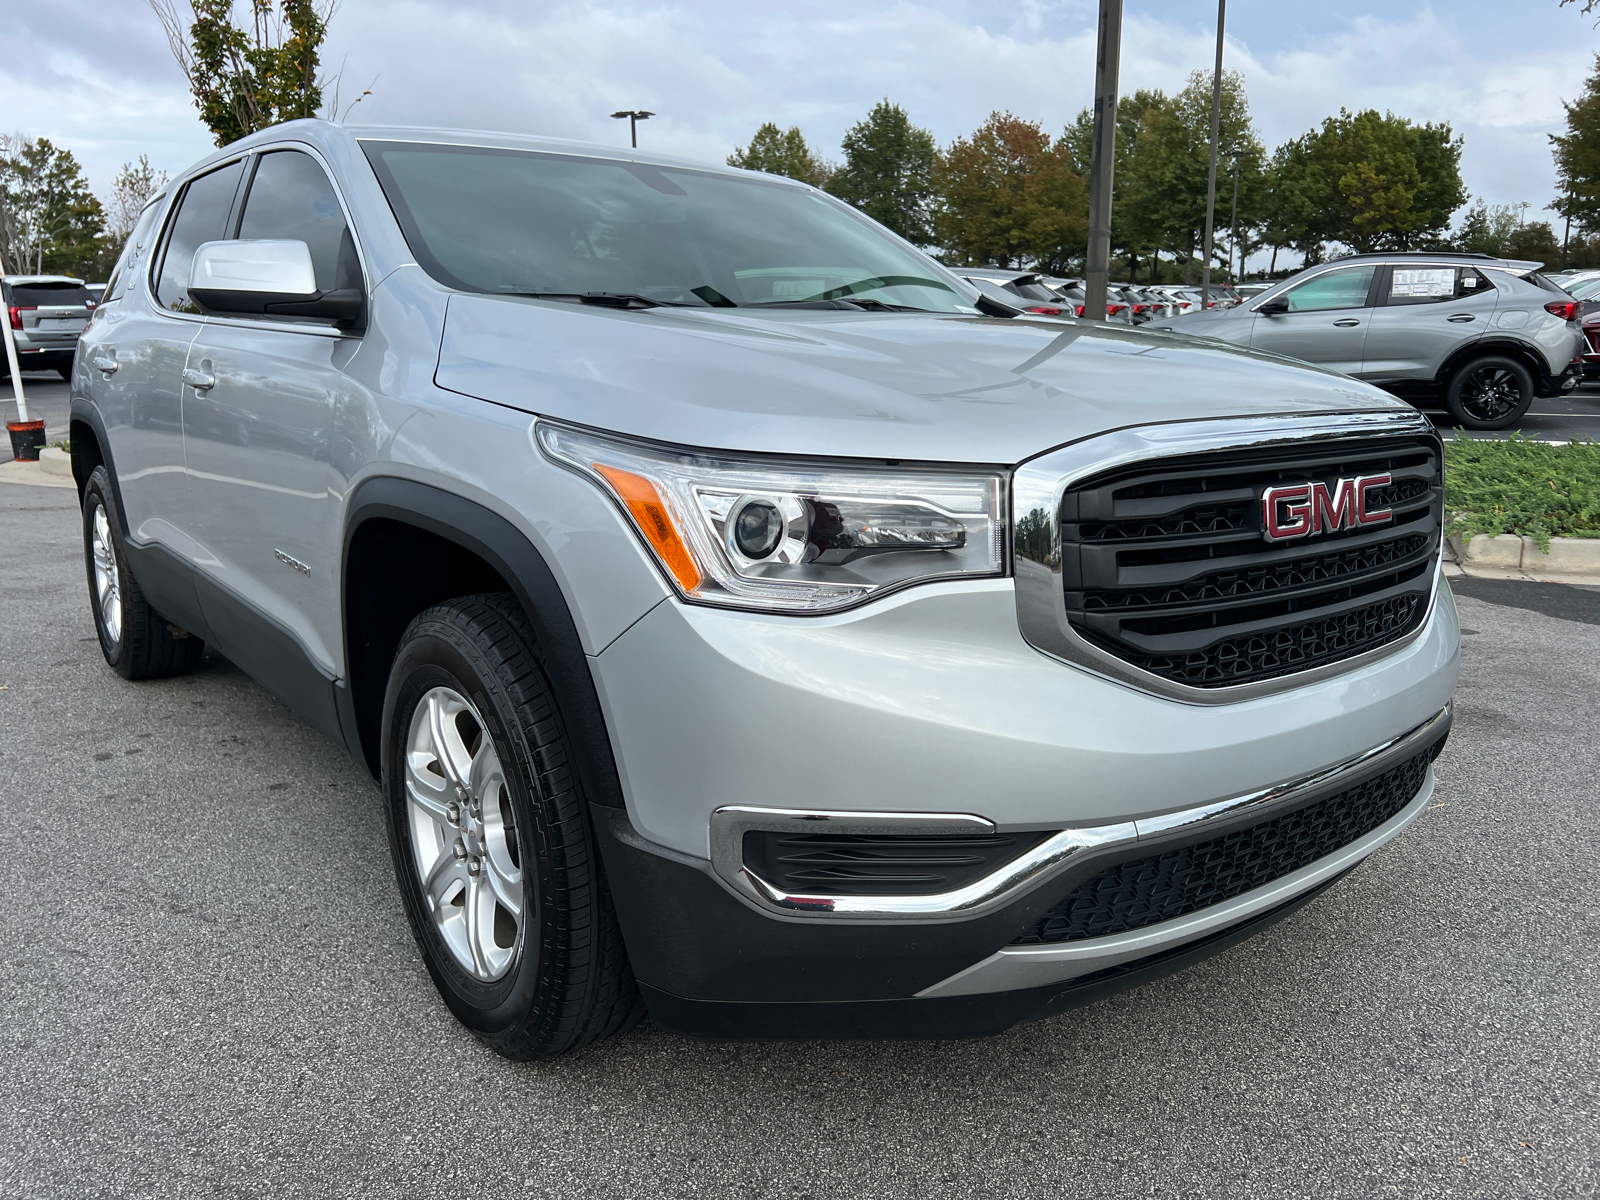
1356,473,1393,526
1311,478,1356,535
1263,483,1312,540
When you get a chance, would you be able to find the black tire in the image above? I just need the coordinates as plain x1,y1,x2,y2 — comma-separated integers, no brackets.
380,593,643,1059
82,466,205,680
56,366,71,380
1445,355,1535,430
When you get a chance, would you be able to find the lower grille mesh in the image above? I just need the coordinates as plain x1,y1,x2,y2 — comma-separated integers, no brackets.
1012,746,1434,945
1091,592,1424,688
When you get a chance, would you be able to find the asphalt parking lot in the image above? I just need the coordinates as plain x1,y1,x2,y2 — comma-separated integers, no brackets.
1,480,1596,1199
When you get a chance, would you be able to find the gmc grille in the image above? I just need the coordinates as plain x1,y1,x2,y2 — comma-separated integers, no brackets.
1060,435,1443,688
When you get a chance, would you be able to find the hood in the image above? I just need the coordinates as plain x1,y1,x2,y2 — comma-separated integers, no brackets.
435,293,1406,465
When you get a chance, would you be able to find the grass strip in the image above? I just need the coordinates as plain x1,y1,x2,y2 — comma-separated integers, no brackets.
1443,434,1600,549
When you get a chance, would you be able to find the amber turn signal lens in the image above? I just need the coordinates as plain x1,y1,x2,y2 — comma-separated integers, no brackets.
593,463,702,591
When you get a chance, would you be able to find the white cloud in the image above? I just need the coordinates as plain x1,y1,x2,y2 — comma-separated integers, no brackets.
0,0,1588,222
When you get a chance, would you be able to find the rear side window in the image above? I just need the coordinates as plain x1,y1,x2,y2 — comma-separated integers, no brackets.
237,150,362,294
155,160,246,312
105,202,165,305
7,282,95,307
1386,266,1493,306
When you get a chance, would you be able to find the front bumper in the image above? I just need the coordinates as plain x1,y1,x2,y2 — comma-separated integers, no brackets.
591,572,1460,1037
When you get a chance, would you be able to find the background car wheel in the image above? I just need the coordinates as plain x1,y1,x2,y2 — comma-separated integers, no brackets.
1445,355,1535,430
56,366,72,380
81,466,205,680
381,592,643,1060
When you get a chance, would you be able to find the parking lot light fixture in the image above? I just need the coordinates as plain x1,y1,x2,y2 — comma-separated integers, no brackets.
610,110,654,148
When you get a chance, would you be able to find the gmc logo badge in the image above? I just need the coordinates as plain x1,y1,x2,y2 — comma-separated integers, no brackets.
1262,474,1393,542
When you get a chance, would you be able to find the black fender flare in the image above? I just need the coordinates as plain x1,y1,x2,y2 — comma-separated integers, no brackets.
68,397,122,520
1435,336,1555,394
341,475,627,809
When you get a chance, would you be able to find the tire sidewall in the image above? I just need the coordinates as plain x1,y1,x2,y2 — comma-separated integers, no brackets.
81,469,129,671
381,623,555,1040
1447,356,1534,430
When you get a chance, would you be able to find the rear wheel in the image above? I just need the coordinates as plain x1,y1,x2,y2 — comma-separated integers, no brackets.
1445,355,1535,430
381,593,643,1059
82,466,205,679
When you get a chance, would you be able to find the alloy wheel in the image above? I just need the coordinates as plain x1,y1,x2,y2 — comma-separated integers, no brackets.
404,686,525,981
1459,365,1524,424
90,501,122,646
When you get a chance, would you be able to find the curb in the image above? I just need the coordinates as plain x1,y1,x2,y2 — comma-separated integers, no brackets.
1449,533,1600,579
0,458,77,489
38,446,71,478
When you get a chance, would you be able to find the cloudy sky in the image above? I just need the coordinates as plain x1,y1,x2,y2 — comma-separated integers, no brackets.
9,0,1599,239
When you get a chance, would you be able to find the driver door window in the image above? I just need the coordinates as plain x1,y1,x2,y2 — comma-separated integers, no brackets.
1282,266,1378,312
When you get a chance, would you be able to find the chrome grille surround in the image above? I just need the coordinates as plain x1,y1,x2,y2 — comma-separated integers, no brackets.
1012,410,1444,705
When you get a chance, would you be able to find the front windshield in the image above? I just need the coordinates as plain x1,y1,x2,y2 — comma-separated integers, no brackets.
362,141,970,312
1568,277,1600,298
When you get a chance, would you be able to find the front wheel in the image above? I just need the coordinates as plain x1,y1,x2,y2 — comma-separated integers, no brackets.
380,593,643,1059
1445,355,1535,430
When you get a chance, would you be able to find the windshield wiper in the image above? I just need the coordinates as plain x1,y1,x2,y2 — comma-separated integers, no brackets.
507,291,697,309
751,297,929,313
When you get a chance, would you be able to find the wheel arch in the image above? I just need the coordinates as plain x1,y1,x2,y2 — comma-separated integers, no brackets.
68,398,118,515
1435,337,1550,392
341,477,627,812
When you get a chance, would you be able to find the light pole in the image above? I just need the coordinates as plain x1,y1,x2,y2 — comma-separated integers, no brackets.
1227,151,1242,282
1200,0,1226,309
1083,0,1124,322
610,110,654,149
1516,201,1530,228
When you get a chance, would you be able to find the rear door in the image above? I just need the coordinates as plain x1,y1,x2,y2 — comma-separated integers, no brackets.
1248,264,1378,375
1360,264,1498,384
97,158,245,558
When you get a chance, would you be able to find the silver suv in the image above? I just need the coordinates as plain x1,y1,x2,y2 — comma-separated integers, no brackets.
3,275,96,378
1150,253,1584,429
72,122,1459,1057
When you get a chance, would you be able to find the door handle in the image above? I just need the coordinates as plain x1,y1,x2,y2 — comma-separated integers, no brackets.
182,367,216,390
1332,318,1361,327
1447,314,1476,323
91,354,119,373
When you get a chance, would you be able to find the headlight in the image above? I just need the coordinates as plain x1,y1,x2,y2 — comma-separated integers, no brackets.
536,420,1006,613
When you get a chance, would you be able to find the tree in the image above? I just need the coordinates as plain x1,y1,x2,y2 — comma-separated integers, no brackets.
150,0,336,147
726,123,832,187
1272,109,1465,256
932,112,1087,272
105,157,169,246
825,101,938,244
0,135,106,278
1063,88,1169,280
1119,71,1266,283
1454,199,1522,256
1551,54,1600,237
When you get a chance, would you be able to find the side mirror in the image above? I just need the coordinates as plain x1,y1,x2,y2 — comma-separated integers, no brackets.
189,240,363,325
1255,294,1289,315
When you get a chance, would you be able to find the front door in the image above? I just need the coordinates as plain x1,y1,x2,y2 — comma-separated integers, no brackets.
180,148,368,691
1249,264,1379,376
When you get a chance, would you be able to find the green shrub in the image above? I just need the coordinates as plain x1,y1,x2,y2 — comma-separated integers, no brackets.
1443,435,1600,549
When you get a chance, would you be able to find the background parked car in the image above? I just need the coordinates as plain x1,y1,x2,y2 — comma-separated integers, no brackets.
954,267,1070,315
1,275,96,379
1146,251,1584,429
